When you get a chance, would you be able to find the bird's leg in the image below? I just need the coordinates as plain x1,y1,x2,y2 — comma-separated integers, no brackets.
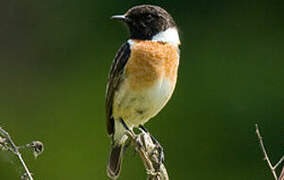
120,119,143,148
138,125,165,167
120,118,130,131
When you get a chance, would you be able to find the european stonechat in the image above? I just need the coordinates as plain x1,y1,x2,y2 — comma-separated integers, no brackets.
105,5,180,179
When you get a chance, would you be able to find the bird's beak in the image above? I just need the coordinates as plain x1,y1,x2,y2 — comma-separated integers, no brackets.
110,15,129,22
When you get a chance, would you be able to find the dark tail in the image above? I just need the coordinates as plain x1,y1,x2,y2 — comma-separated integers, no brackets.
107,144,123,179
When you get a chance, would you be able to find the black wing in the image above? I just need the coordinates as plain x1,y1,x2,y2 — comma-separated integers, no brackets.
105,42,131,135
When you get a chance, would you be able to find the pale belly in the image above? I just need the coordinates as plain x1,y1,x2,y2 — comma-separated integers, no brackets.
112,76,176,128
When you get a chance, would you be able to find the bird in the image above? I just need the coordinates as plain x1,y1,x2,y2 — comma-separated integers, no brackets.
105,5,180,179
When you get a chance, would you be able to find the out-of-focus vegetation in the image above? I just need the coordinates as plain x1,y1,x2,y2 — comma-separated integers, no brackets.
0,0,283,179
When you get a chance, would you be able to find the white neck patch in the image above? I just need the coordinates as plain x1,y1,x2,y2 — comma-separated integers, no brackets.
152,27,180,46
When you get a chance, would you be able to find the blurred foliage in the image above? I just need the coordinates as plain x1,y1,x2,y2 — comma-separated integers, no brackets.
0,0,283,179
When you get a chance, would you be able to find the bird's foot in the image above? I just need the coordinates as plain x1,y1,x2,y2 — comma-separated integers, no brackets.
120,119,144,149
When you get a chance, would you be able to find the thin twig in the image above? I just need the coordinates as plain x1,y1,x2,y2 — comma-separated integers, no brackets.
255,124,283,180
126,130,169,180
275,156,284,170
0,127,34,180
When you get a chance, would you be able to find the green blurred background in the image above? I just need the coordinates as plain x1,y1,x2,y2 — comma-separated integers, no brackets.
0,0,283,179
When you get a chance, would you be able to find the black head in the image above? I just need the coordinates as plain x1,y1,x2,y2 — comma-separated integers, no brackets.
111,5,177,40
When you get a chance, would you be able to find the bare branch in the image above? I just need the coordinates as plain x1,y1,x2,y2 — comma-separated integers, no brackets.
126,130,169,180
0,126,38,180
255,124,283,180
275,156,284,171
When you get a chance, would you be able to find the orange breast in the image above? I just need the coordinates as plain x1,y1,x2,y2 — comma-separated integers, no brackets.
125,40,179,91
